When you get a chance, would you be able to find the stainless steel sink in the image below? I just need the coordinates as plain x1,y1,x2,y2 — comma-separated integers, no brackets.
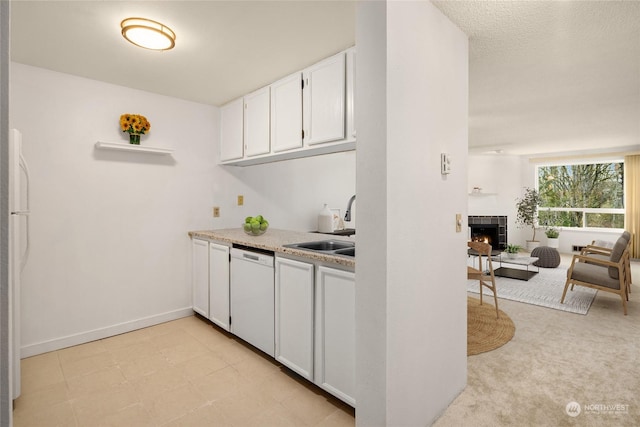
285,240,355,257
333,247,355,257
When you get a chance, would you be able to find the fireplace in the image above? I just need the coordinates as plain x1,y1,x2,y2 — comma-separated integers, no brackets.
468,216,507,250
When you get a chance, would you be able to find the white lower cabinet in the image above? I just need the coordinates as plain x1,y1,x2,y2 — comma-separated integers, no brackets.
192,239,210,318
209,242,230,331
194,244,355,407
275,257,315,380
315,266,356,406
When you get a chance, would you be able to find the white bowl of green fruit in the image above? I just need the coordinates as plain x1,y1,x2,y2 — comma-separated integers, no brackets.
243,215,269,236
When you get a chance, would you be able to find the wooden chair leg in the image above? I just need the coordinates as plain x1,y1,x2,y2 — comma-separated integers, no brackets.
492,286,499,319
561,278,571,303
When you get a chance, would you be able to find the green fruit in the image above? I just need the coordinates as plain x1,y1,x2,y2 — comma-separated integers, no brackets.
243,223,252,232
250,221,261,230
255,215,263,222
245,216,253,224
260,222,268,231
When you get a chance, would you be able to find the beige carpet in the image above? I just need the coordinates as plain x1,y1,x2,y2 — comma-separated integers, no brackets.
436,256,640,426
467,297,515,356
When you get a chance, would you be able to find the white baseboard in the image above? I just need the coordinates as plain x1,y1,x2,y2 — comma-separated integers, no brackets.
21,307,194,358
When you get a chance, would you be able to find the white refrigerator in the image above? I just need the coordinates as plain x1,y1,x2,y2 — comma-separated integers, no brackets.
9,129,30,400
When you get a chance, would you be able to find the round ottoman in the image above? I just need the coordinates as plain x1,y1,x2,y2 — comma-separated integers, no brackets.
531,246,560,268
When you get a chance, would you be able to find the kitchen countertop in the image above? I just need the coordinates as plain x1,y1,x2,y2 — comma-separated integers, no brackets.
189,228,355,268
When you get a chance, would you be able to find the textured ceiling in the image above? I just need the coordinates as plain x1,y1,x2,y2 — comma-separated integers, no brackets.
433,0,640,156
10,1,640,156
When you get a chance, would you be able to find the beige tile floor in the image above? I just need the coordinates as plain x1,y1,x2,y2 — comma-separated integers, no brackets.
13,315,355,426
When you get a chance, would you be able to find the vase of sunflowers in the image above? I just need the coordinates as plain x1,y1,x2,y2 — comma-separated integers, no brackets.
120,114,151,145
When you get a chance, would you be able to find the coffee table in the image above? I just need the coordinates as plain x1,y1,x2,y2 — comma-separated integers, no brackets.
492,254,539,281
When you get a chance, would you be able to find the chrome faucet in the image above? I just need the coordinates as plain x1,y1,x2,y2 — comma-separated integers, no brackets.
344,195,356,222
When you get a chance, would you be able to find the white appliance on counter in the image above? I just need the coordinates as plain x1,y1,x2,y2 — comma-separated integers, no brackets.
230,247,275,357
9,129,30,400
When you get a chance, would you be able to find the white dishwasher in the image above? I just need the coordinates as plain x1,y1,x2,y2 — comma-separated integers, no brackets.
230,247,275,357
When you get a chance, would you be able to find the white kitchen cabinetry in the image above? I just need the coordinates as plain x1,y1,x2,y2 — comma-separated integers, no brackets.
219,98,244,162
275,257,315,380
209,242,230,331
271,72,303,153
315,266,356,406
220,47,355,166
192,239,209,318
345,47,356,141
243,86,271,157
303,52,346,146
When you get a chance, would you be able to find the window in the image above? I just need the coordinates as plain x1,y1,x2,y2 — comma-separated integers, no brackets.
537,161,624,229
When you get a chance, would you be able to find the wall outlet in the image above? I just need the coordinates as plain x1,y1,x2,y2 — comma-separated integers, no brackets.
237,195,244,206
213,207,220,217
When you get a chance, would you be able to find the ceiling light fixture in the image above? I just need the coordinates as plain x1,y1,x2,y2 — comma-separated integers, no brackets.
121,17,175,51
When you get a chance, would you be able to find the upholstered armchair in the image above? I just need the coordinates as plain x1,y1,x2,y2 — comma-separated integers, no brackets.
580,231,632,297
561,235,630,315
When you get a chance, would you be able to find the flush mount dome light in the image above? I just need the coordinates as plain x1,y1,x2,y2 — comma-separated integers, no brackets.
121,18,175,51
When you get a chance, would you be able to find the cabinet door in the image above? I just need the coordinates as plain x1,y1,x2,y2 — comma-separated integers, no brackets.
244,86,271,157
192,239,209,317
315,266,355,406
345,47,356,141
220,98,244,162
275,257,314,380
209,243,230,331
303,52,346,146
271,72,303,153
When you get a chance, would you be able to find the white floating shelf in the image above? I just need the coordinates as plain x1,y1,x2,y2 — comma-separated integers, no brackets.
95,141,173,155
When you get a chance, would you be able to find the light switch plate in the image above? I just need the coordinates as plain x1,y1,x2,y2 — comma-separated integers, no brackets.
213,207,220,217
441,153,452,175
456,213,462,232
237,195,244,206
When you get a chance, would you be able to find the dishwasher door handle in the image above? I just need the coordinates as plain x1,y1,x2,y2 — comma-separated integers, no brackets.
243,253,260,262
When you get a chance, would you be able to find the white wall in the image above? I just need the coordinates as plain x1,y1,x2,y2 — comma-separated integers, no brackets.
467,154,529,245
211,151,356,232
10,63,217,356
356,1,468,425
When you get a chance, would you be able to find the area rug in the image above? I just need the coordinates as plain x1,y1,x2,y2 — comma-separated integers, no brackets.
467,297,515,356
467,265,597,315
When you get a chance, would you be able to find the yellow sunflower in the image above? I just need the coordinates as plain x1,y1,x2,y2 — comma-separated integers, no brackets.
119,113,151,134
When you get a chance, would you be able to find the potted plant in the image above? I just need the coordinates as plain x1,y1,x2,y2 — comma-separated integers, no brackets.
504,244,521,259
515,187,543,251
545,227,560,249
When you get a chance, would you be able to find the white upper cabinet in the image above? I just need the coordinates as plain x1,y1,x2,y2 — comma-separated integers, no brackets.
345,47,356,141
244,86,271,157
271,73,303,153
303,52,346,146
219,98,244,162
220,47,355,166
